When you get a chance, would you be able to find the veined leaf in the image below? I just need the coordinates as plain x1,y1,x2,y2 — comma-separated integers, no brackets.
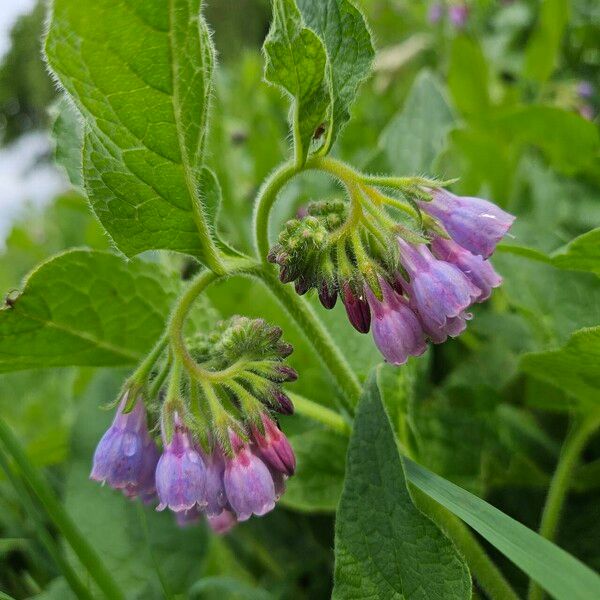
0,250,179,371
552,228,600,277
51,96,83,189
45,0,219,260
520,326,600,409
333,372,471,599
263,0,330,164
296,0,374,153
405,459,600,600
380,71,454,175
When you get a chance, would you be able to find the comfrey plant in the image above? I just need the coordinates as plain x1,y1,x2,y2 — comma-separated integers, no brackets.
41,0,515,533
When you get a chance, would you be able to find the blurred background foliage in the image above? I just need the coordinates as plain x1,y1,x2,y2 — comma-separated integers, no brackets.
0,0,598,598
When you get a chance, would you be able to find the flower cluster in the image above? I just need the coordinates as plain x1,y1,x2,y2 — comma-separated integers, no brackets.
428,2,470,29
90,317,297,534
268,187,514,366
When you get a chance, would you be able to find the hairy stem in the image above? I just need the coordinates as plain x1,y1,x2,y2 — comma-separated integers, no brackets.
252,269,362,412
528,412,600,600
0,418,125,600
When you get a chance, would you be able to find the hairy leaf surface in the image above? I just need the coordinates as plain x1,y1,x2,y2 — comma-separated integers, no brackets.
0,250,179,371
333,373,471,599
45,0,217,259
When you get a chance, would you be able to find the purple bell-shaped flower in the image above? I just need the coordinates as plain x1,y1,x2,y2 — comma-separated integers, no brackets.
431,236,502,302
419,189,515,259
202,444,228,517
398,238,481,332
365,279,427,365
155,414,207,513
251,413,296,476
223,433,276,521
90,394,158,492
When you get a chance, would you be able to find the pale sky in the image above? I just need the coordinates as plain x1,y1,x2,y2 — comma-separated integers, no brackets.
0,1,66,246
0,0,37,60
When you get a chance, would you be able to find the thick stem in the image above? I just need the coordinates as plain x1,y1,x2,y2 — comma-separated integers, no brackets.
287,392,351,435
528,412,600,600
252,160,299,262
253,269,362,412
0,418,125,600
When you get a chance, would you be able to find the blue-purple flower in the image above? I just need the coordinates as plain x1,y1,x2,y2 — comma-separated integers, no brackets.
419,189,515,259
202,444,228,517
398,237,481,331
156,415,207,512
251,413,296,476
207,509,238,535
223,433,276,521
90,394,158,495
431,236,502,302
365,279,427,365
449,3,469,28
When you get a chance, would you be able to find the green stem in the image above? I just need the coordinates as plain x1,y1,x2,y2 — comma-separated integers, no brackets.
252,269,362,412
528,412,600,600
252,160,299,262
0,418,125,600
129,332,168,388
411,487,520,600
286,392,351,435
0,448,94,600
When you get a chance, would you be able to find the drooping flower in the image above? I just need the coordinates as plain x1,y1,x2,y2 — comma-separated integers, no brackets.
449,3,469,28
207,509,238,535
202,444,227,517
341,281,371,333
223,433,276,521
156,415,207,513
428,3,444,24
251,413,296,476
419,189,515,258
398,238,481,331
90,394,158,493
365,279,427,365
271,389,295,415
431,236,502,302
175,506,202,528
123,436,160,502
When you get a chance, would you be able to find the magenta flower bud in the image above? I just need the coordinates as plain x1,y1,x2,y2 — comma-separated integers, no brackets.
272,365,298,382
365,280,427,365
207,509,238,535
202,445,227,517
175,506,202,528
342,281,371,333
251,414,296,476
428,3,444,24
431,237,502,302
156,415,207,513
271,389,294,415
419,189,515,258
449,4,469,28
398,238,480,329
90,394,157,491
318,279,338,309
294,276,310,295
223,433,276,521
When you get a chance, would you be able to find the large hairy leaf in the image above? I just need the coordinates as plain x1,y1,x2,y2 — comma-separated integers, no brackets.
45,0,217,259
333,373,471,599
0,250,179,371
296,0,374,152
263,0,330,164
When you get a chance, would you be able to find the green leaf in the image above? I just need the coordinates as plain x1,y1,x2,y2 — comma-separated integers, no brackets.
282,429,347,512
296,0,374,153
333,372,471,600
51,96,83,189
380,71,454,175
448,36,489,118
45,0,218,259
552,228,600,277
494,106,599,175
520,327,600,409
523,0,569,83
405,459,600,600
263,0,330,164
0,250,179,371
189,577,273,600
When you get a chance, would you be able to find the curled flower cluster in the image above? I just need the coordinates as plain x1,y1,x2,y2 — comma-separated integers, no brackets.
269,187,514,366
90,317,297,533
